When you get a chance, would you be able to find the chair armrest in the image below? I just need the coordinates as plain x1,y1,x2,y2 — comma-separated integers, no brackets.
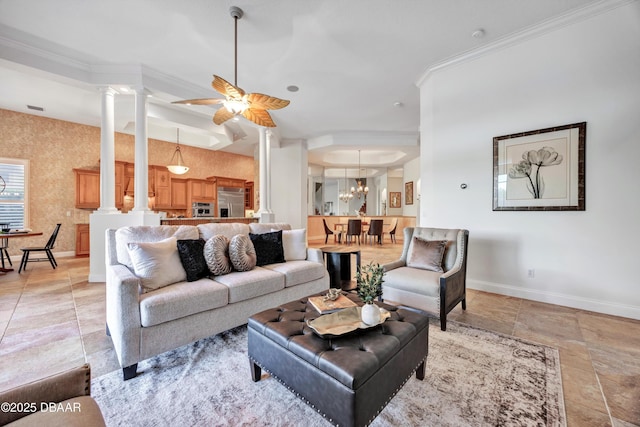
105,264,142,368
383,259,405,272
440,266,466,308
0,364,91,425
306,248,324,263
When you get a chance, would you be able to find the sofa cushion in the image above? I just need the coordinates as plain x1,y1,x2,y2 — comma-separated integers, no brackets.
279,229,307,261
197,223,251,241
177,239,209,282
249,223,291,234
263,260,325,288
126,237,187,291
213,267,285,303
250,230,285,266
383,266,441,297
116,225,199,269
139,279,229,327
229,234,257,272
406,237,447,272
204,235,232,276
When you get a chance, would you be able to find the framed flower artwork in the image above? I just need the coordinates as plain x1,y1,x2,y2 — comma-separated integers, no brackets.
405,182,414,205
493,122,586,211
389,192,401,208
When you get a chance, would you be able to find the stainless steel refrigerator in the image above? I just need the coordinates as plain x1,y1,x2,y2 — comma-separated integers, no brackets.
217,187,245,217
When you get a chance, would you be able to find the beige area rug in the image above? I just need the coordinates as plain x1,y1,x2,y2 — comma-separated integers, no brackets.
92,321,566,426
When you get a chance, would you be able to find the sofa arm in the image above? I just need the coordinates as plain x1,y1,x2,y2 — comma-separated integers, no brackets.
0,364,92,425
383,259,405,272
105,264,142,369
306,247,324,263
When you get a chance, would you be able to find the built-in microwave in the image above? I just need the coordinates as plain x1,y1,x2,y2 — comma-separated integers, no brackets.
192,202,214,217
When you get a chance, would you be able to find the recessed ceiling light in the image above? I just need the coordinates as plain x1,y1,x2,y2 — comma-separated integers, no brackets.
286,85,299,92
472,29,485,39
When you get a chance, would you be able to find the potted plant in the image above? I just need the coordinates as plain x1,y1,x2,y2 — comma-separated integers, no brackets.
356,262,384,325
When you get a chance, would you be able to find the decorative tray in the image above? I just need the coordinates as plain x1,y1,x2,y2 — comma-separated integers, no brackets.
306,306,391,338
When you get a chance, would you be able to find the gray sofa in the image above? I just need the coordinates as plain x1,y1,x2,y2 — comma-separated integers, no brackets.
105,222,329,380
382,227,469,331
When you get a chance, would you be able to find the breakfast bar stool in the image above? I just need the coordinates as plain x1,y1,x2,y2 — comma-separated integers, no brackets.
18,223,61,273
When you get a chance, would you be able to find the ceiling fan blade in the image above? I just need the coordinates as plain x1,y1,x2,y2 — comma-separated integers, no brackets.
172,98,224,105
242,108,276,127
247,93,290,110
213,107,235,125
212,75,245,99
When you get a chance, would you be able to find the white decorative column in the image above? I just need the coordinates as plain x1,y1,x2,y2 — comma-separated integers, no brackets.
266,129,273,213
98,87,119,212
258,127,274,223
132,87,150,212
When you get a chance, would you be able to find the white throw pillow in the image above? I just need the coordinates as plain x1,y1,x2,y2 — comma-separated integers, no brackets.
279,229,307,261
126,236,187,292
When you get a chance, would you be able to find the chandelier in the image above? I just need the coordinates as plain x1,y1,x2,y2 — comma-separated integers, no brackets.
339,168,354,203
350,150,369,199
167,128,189,175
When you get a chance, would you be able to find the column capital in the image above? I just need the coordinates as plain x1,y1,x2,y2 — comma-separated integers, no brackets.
98,86,118,97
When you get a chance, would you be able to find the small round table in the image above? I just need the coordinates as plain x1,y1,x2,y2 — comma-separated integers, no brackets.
321,246,361,291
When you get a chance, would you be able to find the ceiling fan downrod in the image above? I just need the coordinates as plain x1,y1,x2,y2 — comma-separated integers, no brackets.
229,6,243,87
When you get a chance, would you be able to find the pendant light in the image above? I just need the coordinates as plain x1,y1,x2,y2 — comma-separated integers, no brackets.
167,128,189,175
351,150,369,199
339,168,354,203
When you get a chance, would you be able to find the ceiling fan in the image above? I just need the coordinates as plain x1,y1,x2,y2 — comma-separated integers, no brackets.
172,6,290,128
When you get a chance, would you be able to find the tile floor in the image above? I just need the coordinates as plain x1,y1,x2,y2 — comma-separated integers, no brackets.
0,240,638,427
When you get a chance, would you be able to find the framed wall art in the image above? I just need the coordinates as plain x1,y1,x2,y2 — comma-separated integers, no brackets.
493,122,586,211
389,192,401,208
405,181,414,205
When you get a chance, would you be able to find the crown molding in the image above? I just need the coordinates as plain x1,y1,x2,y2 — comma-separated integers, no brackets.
415,0,637,87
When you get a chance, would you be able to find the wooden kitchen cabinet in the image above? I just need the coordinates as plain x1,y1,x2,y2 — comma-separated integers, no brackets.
244,181,254,210
74,169,100,208
75,224,90,256
152,166,172,209
189,179,216,202
207,176,245,188
171,178,188,208
74,162,125,209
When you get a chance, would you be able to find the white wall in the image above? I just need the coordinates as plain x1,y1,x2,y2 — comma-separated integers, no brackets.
418,2,640,319
402,156,421,221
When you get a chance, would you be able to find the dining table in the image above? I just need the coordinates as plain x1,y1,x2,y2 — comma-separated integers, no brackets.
0,231,43,273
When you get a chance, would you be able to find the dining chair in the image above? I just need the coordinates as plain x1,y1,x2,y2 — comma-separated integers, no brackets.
323,218,339,244
18,223,61,273
346,219,362,245
366,219,384,245
386,218,398,243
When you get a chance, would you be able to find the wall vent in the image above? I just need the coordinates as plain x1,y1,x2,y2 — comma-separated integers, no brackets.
26,105,45,111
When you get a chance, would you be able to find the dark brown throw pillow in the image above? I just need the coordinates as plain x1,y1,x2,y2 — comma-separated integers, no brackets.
406,237,447,273
176,239,209,282
249,230,285,266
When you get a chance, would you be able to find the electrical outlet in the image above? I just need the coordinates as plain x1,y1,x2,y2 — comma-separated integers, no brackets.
527,269,535,278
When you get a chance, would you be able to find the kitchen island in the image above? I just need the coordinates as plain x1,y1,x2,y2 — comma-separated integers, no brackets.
160,217,259,226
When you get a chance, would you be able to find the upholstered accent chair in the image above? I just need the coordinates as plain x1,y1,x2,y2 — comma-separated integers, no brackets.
382,227,469,330
0,364,106,426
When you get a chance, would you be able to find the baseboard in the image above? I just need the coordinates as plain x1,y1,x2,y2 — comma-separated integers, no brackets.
468,279,640,321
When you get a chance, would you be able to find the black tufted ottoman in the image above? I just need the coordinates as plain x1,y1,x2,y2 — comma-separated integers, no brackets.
248,292,429,427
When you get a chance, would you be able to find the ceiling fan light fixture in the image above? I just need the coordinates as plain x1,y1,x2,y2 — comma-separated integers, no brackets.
167,129,189,175
224,97,249,114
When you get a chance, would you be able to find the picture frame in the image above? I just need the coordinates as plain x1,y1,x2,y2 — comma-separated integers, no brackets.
405,182,414,205
389,192,401,208
493,122,586,211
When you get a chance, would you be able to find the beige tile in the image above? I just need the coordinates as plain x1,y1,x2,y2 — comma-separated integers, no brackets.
599,374,640,425
565,400,612,427
578,311,640,354
561,364,608,412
